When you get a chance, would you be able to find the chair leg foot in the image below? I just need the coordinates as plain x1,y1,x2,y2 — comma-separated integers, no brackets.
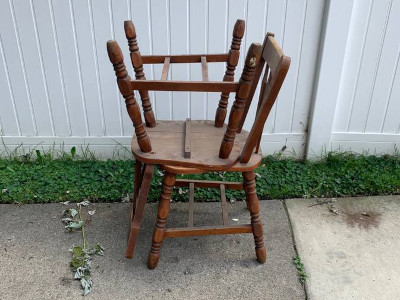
243,171,267,264
148,244,161,269
147,172,176,269
255,242,267,263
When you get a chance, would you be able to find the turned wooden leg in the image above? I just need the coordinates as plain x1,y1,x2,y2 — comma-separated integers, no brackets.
148,172,176,269
126,164,154,259
131,160,143,219
243,171,266,263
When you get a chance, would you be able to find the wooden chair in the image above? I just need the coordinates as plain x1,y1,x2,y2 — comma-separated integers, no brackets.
107,22,290,269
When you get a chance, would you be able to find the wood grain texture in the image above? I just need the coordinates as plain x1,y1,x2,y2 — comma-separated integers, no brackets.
130,80,238,92
188,182,194,227
240,37,291,164
148,172,176,269
163,224,253,238
243,171,266,263
174,179,243,190
219,43,262,159
160,152,262,174
141,53,229,64
126,164,154,258
184,118,191,158
131,160,143,220
220,184,229,225
237,33,272,133
124,21,156,127
215,19,245,128
106,40,151,152
131,120,248,170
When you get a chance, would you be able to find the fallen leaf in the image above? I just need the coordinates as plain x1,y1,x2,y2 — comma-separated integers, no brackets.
77,200,90,207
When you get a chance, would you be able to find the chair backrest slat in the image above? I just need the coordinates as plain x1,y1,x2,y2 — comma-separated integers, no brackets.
239,35,290,163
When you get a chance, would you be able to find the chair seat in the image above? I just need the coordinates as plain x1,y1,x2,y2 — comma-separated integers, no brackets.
131,120,252,171
160,153,262,174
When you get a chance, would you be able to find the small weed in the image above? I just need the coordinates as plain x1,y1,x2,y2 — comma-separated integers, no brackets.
293,255,307,284
62,201,104,296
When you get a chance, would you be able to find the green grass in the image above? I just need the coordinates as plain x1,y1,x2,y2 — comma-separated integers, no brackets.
293,255,307,284
1,151,400,204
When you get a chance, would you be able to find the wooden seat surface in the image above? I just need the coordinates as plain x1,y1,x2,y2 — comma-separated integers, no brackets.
160,153,262,174
131,120,251,170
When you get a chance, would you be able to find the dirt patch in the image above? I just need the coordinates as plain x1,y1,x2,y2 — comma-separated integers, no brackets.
343,211,381,230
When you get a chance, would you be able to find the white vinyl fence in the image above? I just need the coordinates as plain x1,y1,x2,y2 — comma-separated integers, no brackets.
0,0,399,158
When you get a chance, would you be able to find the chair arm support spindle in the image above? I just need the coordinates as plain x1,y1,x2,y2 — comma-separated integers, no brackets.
107,40,152,153
215,19,245,128
219,43,262,159
124,21,156,127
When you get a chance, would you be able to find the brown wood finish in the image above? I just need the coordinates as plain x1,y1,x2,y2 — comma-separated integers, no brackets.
141,53,229,64
240,38,291,164
148,172,176,269
131,120,248,170
219,43,262,159
243,171,266,263
174,179,243,190
237,34,271,133
188,182,194,227
124,21,156,127
160,152,262,174
220,184,229,225
126,164,154,258
142,35,289,268
215,19,245,127
107,40,152,153
184,118,191,159
130,80,238,92
108,21,290,269
164,224,252,238
131,159,142,219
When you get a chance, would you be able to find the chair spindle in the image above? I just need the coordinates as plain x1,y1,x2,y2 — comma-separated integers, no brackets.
215,19,245,128
124,21,156,128
107,40,152,153
219,43,262,159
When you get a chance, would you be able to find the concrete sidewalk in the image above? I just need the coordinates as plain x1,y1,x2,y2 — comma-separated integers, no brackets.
286,195,400,300
0,200,304,300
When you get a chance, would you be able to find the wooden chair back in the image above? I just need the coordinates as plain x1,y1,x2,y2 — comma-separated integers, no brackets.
219,33,290,163
238,33,290,163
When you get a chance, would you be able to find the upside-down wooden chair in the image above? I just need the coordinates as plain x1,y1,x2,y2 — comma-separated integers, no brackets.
107,21,290,269
108,19,244,257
